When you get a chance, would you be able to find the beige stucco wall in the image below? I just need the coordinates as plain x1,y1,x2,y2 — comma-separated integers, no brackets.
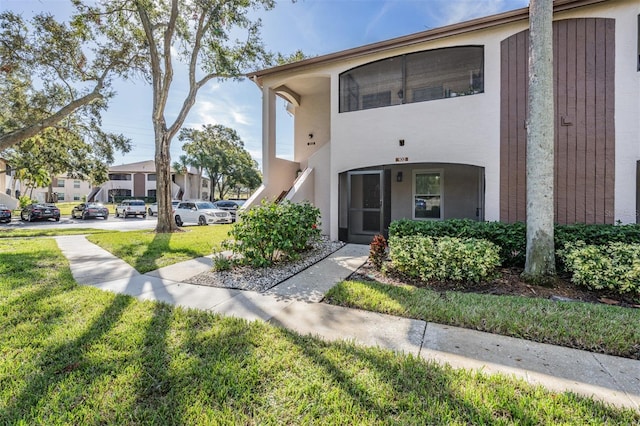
324,22,516,239
257,0,640,239
390,163,483,221
294,89,331,168
29,176,93,203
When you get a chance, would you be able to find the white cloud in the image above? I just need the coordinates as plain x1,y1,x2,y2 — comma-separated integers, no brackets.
189,97,253,129
364,1,395,39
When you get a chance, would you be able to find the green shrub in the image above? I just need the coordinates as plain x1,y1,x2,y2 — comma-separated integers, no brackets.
224,200,321,267
555,223,640,246
212,252,233,272
390,219,640,269
558,241,640,295
390,219,526,267
389,235,501,283
18,195,36,208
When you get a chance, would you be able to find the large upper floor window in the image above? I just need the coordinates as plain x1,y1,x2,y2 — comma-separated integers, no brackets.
339,46,484,113
109,173,131,181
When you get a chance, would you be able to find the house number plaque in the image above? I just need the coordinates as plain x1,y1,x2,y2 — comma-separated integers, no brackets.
395,157,409,162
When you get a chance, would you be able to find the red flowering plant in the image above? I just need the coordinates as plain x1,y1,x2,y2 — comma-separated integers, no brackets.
369,234,388,269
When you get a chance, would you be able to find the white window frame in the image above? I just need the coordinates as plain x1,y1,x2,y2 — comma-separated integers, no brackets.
412,169,443,220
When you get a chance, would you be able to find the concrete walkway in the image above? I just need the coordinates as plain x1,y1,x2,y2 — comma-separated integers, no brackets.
54,235,640,410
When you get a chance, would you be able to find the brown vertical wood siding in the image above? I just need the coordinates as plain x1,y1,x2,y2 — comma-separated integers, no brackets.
500,18,615,224
133,173,146,198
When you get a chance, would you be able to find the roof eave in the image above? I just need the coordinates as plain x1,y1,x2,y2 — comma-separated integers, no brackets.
246,0,610,86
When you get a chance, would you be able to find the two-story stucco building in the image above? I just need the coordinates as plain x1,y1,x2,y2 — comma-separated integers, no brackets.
1,160,210,205
89,160,210,203
244,0,640,243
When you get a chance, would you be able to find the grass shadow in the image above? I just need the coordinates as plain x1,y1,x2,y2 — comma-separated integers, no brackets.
273,326,634,423
326,279,640,359
1,293,134,423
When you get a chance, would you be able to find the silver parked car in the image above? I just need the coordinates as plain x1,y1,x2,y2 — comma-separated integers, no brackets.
174,201,233,226
212,200,241,222
148,200,181,216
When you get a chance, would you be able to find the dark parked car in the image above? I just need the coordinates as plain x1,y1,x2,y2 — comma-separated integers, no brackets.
71,202,109,220
0,204,12,223
20,203,60,222
212,200,242,222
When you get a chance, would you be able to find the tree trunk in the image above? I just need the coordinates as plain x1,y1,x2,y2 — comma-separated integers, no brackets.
523,0,556,284
47,176,54,204
155,133,178,232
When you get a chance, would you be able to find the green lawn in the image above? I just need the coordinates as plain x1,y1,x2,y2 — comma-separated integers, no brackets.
1,238,637,424
0,227,111,238
7,224,638,361
325,280,640,360
87,225,232,273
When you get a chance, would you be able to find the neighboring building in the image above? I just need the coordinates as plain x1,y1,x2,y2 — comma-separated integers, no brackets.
90,160,210,203
0,164,92,204
35,176,93,204
0,159,210,204
0,157,18,209
245,0,640,243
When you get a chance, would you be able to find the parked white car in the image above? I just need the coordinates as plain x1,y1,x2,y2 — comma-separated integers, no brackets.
115,199,146,218
148,200,181,216
174,201,233,226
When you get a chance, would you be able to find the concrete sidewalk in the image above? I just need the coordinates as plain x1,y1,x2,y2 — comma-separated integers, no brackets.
54,235,640,410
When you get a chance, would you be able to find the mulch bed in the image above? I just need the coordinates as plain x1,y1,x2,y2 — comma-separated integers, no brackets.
349,260,640,309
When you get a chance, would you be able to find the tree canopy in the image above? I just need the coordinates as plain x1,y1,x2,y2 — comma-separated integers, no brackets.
180,124,261,200
73,0,279,232
3,125,116,200
0,9,143,151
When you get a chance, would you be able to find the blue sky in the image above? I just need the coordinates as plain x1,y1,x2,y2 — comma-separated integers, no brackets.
4,0,529,167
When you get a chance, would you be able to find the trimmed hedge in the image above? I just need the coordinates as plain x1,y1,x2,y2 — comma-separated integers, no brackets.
389,219,640,268
389,235,501,283
558,241,640,295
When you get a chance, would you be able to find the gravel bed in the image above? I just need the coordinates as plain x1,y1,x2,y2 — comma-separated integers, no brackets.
184,237,346,292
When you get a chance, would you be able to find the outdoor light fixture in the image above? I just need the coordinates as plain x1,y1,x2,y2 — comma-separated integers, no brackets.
396,171,403,182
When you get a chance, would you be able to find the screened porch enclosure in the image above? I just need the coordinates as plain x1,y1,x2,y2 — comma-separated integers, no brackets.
339,46,484,113
338,164,485,243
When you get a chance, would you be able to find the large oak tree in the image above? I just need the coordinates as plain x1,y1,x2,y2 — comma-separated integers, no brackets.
81,0,276,232
0,10,142,152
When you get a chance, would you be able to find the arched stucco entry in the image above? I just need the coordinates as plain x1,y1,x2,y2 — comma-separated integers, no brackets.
338,163,485,243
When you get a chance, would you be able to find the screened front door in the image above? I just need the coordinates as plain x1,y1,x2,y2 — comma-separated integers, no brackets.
348,171,384,244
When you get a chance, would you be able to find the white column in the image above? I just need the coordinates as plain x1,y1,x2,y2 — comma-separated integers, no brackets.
262,86,276,186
